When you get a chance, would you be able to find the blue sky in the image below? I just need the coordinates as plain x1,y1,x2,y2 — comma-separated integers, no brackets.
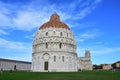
0,0,120,64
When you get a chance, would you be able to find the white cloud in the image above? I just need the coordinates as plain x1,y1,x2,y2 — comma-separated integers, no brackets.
0,29,9,35
91,47,120,56
0,1,50,30
75,29,101,42
0,10,11,27
25,33,34,39
73,0,102,19
0,0,102,31
0,38,31,50
77,7,92,19
0,37,32,61
12,11,42,30
77,45,120,57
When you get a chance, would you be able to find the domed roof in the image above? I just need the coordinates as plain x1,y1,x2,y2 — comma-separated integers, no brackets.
39,13,70,30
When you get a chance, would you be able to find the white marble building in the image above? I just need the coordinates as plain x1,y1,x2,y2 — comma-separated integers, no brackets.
31,13,92,72
77,50,92,70
0,58,31,71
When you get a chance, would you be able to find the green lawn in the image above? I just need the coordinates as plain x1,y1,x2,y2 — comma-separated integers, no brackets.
0,71,120,80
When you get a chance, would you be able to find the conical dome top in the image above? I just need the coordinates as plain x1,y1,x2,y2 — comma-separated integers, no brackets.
50,13,60,21
39,13,70,30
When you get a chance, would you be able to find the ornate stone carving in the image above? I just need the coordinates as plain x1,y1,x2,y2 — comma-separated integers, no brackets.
31,13,92,72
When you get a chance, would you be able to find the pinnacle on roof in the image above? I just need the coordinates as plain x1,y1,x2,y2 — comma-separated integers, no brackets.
50,12,60,21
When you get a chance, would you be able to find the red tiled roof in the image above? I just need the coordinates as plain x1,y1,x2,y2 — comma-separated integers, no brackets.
39,13,70,30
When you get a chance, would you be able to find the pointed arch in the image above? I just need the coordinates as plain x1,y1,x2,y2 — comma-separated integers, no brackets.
59,43,62,48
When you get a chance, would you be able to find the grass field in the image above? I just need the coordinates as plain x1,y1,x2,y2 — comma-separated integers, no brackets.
0,71,120,80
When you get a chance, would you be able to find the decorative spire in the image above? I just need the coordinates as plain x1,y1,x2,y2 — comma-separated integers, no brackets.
85,49,91,58
50,12,60,21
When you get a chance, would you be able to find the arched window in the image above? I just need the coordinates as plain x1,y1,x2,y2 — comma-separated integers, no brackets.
46,43,48,48
53,31,56,35
60,32,62,36
46,32,48,36
54,56,56,62
43,53,49,60
59,43,62,48
67,33,68,37
62,56,64,62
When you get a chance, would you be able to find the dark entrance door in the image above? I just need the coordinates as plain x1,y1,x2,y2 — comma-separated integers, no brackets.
44,62,48,70
14,65,16,70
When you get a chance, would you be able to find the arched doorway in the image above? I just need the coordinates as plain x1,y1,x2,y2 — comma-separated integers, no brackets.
14,65,16,70
44,62,48,70
43,53,50,71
